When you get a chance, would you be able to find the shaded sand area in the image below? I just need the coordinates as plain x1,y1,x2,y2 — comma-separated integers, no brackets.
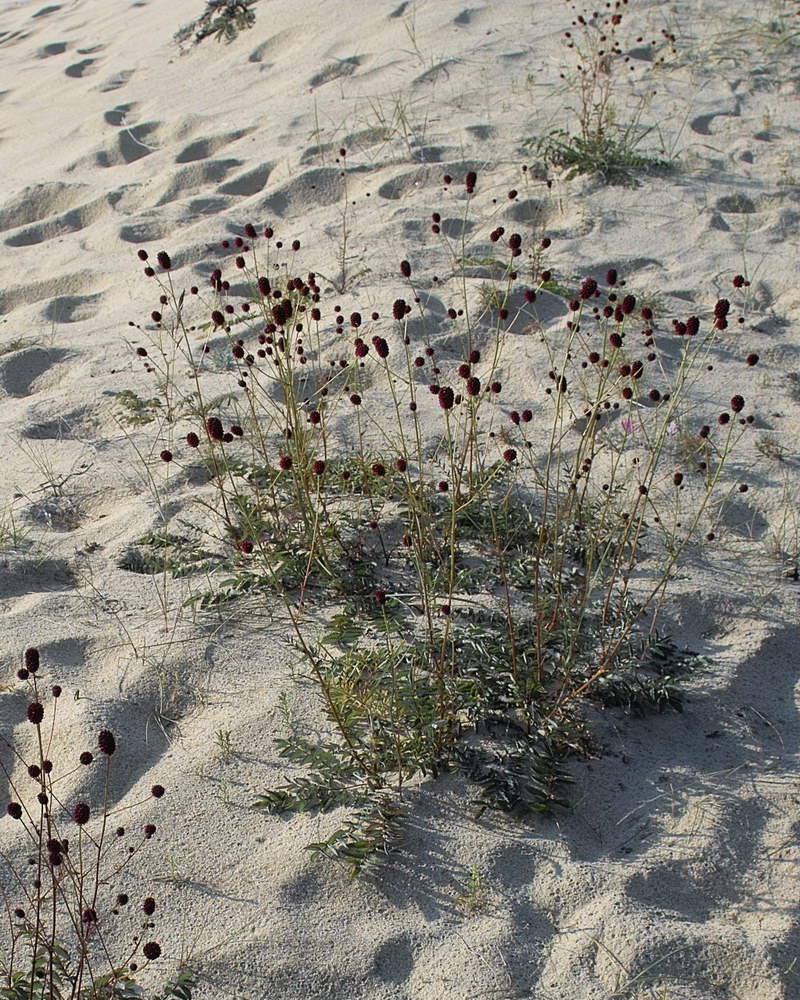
0,1,799,997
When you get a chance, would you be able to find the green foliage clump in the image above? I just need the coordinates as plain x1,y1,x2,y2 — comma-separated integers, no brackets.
175,0,258,49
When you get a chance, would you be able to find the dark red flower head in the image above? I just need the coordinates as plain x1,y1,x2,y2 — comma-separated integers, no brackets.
6,802,22,820
206,417,224,442
730,394,745,413
151,785,165,798
156,251,171,271
72,802,90,826
438,386,454,410
392,298,407,321
400,260,411,278
24,648,40,673
27,703,44,726
98,730,116,756
142,942,161,961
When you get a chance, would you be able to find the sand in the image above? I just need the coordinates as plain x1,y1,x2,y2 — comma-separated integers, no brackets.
0,0,798,997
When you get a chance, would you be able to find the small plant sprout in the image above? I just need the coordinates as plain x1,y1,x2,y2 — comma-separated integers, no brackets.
213,729,233,758
455,866,489,915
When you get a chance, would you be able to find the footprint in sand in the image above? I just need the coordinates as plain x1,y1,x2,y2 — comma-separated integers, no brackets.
118,219,171,245
103,102,137,126
372,935,414,986
715,193,757,214
1,271,96,314
43,294,103,324
182,196,231,218
0,346,71,398
97,68,134,93
247,30,293,64
5,196,111,247
413,59,457,86
0,181,87,231
0,558,77,599
22,405,96,441
33,5,62,17
259,167,346,216
156,159,243,206
465,124,497,140
690,109,740,136
94,122,162,167
24,494,86,532
308,56,361,90
377,170,431,200
35,40,68,58
174,128,254,164
65,58,98,78
218,163,273,197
